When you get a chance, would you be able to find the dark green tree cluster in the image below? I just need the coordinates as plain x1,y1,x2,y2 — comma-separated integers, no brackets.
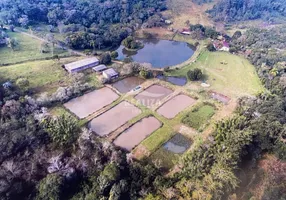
189,24,219,39
122,36,142,50
208,0,286,22
0,0,166,50
187,68,203,81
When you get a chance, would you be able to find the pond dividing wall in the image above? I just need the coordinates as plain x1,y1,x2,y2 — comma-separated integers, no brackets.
114,116,162,151
64,87,119,119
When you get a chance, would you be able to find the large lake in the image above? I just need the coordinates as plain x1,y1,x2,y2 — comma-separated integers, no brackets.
116,39,195,68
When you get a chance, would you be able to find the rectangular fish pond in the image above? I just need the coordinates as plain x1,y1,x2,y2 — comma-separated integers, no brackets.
157,75,187,86
150,133,192,169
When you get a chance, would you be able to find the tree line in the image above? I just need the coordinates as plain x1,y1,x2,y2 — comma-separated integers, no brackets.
0,0,166,50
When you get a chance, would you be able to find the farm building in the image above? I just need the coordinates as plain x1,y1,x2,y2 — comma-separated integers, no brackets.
103,68,119,80
92,64,107,73
64,57,99,73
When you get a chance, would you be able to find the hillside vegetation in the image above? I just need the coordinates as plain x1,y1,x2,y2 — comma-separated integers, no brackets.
208,0,286,22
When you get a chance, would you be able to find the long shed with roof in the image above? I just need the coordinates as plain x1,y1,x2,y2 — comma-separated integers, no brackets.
64,57,99,73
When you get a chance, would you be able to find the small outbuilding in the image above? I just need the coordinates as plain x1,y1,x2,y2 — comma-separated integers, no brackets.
103,68,119,80
92,64,107,73
64,57,99,73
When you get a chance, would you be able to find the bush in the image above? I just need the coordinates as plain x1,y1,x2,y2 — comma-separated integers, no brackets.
110,51,119,59
207,43,216,51
187,68,203,81
99,53,111,65
139,70,150,79
41,115,80,148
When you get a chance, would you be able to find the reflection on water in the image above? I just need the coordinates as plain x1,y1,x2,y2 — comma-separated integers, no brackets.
112,77,145,93
157,75,187,86
116,39,195,68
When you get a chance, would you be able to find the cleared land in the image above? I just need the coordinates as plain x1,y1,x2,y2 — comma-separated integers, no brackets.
114,116,162,151
167,50,265,98
0,31,69,65
164,0,215,29
64,87,119,119
135,84,173,107
112,76,145,93
0,57,79,92
157,94,196,119
182,104,215,130
89,101,141,136
0,56,102,94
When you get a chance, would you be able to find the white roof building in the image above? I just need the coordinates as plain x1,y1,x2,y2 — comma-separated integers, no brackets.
64,57,99,73
103,68,119,80
92,64,107,72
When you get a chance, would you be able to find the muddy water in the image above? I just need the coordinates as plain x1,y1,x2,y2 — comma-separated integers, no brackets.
89,101,141,136
163,133,191,154
135,85,173,107
116,39,195,68
114,116,162,151
157,75,187,86
112,77,145,93
64,87,119,119
157,94,196,119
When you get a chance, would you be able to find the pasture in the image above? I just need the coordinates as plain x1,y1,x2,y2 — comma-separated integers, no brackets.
167,50,265,98
0,31,69,65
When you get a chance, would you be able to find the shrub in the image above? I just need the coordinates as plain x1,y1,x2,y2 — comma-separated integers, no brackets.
41,115,80,148
99,53,111,65
187,68,203,81
110,51,119,59
207,43,216,51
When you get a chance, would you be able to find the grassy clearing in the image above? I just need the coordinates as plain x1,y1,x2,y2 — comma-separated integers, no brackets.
0,57,101,94
150,147,179,169
165,0,215,29
0,31,69,65
182,104,215,130
167,50,265,98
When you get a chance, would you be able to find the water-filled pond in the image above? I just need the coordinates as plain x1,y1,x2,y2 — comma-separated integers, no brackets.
112,76,145,93
157,75,187,86
163,133,192,154
116,39,195,68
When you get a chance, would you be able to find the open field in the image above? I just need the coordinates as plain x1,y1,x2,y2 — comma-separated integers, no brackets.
114,116,162,151
89,101,141,136
0,31,69,65
0,57,102,94
167,50,265,98
64,87,119,119
0,57,75,92
182,104,215,130
157,94,196,119
135,84,173,107
164,0,215,29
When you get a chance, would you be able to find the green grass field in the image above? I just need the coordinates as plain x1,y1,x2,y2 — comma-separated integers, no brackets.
0,31,69,65
167,50,265,98
182,104,215,130
0,57,101,94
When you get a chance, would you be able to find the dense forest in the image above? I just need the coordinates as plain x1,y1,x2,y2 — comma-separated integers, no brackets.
208,0,286,22
0,0,166,49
